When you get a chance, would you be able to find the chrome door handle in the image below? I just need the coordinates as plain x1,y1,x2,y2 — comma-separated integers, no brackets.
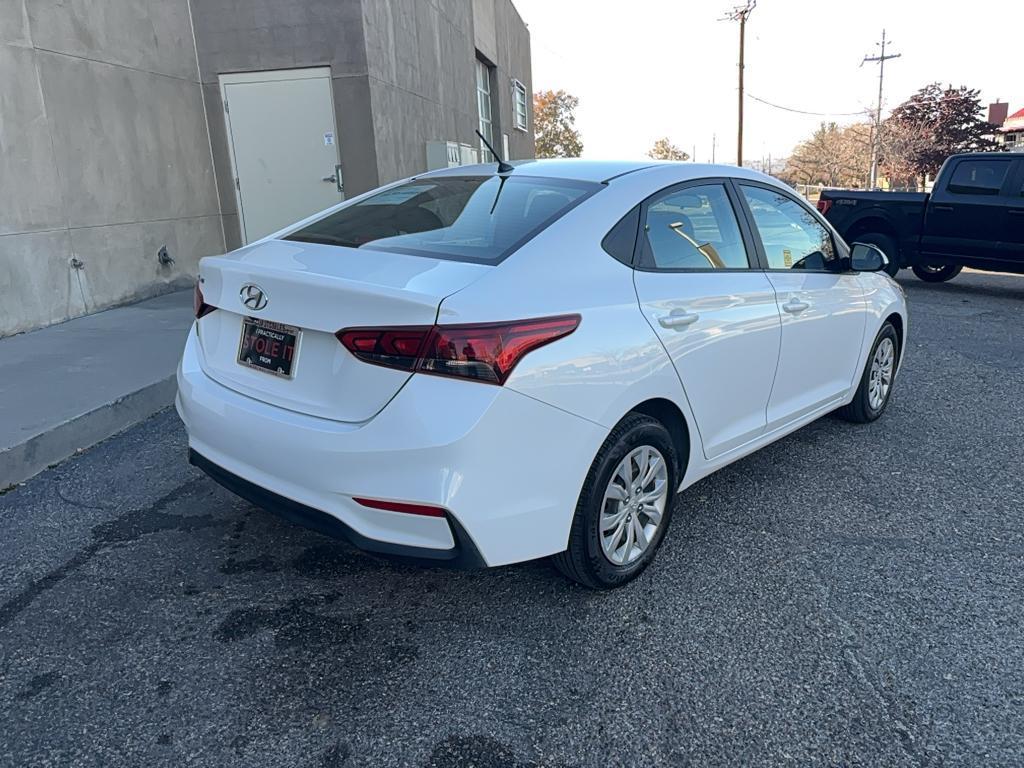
658,312,699,329
782,298,810,315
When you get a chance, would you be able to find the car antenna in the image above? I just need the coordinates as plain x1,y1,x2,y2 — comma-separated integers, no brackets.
475,129,514,174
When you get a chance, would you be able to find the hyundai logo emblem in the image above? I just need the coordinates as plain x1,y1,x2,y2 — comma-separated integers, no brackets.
239,284,268,311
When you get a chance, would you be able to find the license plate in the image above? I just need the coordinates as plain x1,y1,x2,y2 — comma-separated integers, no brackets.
237,317,300,378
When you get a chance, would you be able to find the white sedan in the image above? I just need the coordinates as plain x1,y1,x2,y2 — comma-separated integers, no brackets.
177,160,906,588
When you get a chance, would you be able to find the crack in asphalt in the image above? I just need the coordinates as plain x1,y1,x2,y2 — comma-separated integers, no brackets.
0,479,218,630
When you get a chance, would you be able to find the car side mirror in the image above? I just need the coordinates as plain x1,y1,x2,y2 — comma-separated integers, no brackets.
850,242,889,272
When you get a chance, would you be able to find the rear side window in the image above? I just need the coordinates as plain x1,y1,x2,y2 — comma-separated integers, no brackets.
638,184,751,270
286,175,599,263
946,160,1011,196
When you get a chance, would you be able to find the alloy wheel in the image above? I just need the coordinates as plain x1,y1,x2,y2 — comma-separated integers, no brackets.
868,337,895,410
599,446,669,566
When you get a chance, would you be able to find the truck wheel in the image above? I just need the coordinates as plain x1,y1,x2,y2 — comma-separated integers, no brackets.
855,232,900,277
912,264,962,283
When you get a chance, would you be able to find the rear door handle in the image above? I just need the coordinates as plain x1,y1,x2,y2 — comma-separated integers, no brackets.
1009,209,1024,216
932,204,954,212
658,311,699,329
782,298,810,315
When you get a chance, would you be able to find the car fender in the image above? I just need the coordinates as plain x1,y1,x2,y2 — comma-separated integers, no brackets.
851,272,909,391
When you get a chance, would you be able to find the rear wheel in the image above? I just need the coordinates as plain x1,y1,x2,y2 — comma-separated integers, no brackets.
552,414,678,589
837,322,899,424
912,263,962,282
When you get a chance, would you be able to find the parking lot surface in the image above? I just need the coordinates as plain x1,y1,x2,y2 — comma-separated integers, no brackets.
2,271,1023,767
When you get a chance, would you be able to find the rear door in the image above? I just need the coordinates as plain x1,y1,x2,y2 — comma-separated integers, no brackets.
735,182,868,429
632,181,782,459
921,156,1016,264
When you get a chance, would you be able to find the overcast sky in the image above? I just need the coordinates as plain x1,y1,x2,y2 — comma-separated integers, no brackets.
512,0,1023,164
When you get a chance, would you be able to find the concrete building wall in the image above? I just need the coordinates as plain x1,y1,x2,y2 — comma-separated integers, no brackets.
364,0,533,185
1,0,532,337
0,0,224,338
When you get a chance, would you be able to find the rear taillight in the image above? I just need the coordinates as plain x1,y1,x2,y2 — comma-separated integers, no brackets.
816,199,833,216
336,314,580,385
194,281,216,319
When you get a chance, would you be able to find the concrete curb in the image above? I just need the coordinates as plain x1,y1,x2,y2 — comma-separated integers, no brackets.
0,377,177,490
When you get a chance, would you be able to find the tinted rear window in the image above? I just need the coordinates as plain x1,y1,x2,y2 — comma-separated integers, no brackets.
286,175,599,263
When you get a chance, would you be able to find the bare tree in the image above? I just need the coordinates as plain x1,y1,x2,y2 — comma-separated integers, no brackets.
878,119,932,190
780,122,871,188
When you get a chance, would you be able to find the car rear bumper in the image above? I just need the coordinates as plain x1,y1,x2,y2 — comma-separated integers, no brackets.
187,448,487,568
176,325,607,567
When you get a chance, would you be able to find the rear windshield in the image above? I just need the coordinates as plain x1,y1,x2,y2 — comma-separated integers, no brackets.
286,175,599,263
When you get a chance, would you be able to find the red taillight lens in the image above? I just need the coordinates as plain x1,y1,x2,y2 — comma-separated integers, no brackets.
193,281,216,319
816,199,833,216
336,314,580,385
353,497,447,518
336,327,431,371
420,316,580,384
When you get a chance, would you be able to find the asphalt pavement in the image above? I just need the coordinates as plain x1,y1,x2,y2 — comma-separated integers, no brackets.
2,270,1023,767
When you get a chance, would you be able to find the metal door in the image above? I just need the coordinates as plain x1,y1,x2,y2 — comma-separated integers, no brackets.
221,68,343,244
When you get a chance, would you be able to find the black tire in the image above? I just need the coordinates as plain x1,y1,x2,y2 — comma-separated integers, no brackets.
837,322,899,424
552,413,678,589
854,232,900,277
912,263,962,282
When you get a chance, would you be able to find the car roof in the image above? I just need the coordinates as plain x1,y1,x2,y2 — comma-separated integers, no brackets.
418,158,780,185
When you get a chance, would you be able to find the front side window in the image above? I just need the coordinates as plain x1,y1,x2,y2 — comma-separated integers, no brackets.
513,80,528,131
476,59,494,161
638,184,750,270
740,185,837,270
947,159,1011,196
286,176,598,264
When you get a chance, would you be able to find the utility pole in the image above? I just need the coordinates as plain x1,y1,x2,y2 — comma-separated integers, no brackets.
862,29,901,189
711,133,717,163
722,1,756,167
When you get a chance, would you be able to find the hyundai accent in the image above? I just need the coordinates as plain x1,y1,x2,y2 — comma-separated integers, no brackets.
177,160,906,588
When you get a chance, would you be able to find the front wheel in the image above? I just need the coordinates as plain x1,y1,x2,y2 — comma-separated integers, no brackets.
912,263,962,282
837,323,899,424
552,414,678,589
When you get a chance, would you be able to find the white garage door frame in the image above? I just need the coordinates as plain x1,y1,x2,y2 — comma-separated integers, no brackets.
218,67,341,244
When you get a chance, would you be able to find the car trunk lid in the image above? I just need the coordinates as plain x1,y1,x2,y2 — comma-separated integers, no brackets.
194,239,490,422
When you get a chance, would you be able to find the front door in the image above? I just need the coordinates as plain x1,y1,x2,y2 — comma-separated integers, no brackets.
736,183,868,429
999,159,1024,265
921,156,1016,265
632,181,782,459
221,68,343,244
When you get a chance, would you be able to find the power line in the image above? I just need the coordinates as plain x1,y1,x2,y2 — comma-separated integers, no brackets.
746,93,867,117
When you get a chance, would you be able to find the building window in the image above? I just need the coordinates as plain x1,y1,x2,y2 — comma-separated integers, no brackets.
512,79,528,131
476,59,494,161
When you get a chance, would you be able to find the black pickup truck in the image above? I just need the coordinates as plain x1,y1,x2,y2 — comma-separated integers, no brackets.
817,152,1024,282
